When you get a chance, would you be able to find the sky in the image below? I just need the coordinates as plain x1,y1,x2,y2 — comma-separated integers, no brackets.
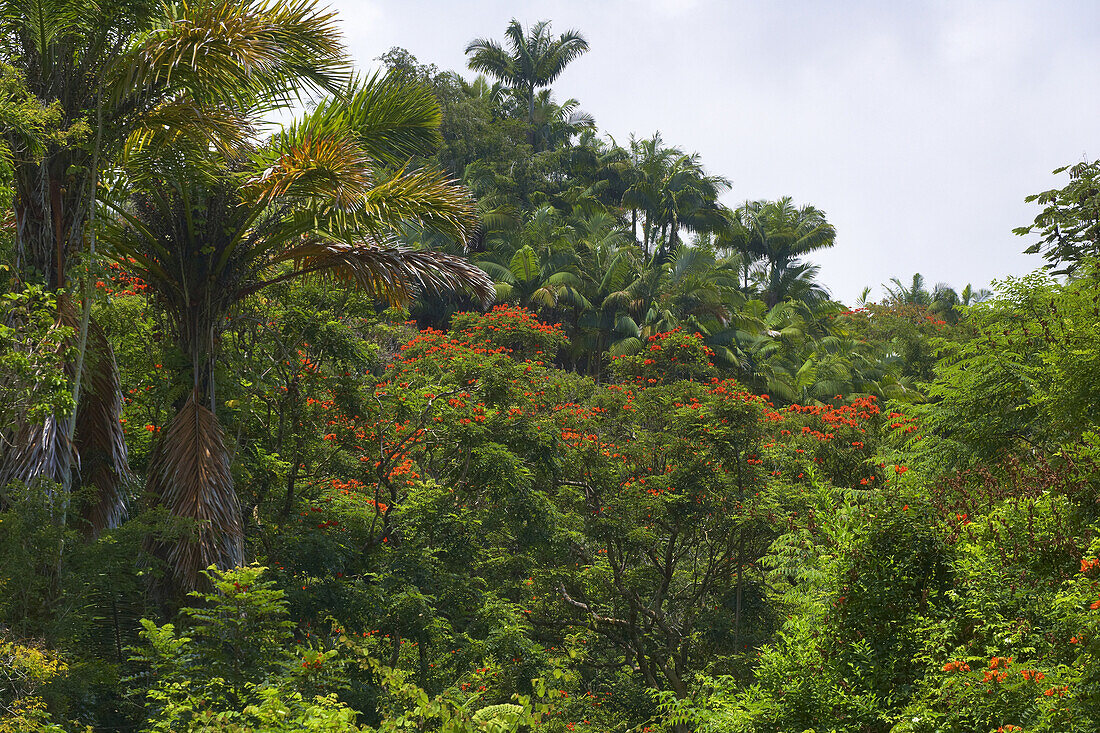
324,0,1100,305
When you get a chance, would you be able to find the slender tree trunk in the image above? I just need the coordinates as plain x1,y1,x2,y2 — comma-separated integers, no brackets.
527,85,537,149
60,88,104,504
281,379,301,520
734,535,744,650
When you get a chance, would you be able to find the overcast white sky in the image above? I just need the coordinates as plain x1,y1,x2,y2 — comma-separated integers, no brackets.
325,0,1099,304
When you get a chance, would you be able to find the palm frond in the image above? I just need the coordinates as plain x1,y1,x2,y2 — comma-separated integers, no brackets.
245,128,373,208
0,415,73,492
73,318,131,537
464,37,519,87
147,390,242,594
281,71,443,167
119,0,349,109
125,100,254,160
509,245,540,283
263,240,495,307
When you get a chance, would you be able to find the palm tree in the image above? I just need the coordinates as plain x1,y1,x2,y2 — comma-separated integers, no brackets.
884,276,991,324
959,283,993,305
476,205,586,310
101,74,494,593
465,19,589,144
568,212,639,373
884,273,932,307
619,134,729,261
650,155,730,262
602,246,740,352
0,0,348,535
621,133,679,258
530,90,595,151
733,198,836,307
458,74,508,114
481,245,586,312
3,0,346,290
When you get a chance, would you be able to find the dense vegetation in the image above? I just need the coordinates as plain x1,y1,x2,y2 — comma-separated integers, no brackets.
1,4,1098,732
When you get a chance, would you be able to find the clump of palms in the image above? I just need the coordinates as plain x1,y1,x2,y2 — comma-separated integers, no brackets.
883,273,992,323
0,0,349,535
102,73,493,593
621,133,730,260
725,198,836,307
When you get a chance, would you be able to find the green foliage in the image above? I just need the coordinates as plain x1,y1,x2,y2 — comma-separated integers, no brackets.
131,565,357,732
0,636,68,733
1014,161,1100,275
0,286,74,430
912,268,1100,469
7,7,1100,733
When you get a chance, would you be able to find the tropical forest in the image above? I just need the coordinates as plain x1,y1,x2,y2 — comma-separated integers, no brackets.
1,3,1098,732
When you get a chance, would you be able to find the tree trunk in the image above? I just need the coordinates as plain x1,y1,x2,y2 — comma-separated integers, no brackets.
527,86,537,149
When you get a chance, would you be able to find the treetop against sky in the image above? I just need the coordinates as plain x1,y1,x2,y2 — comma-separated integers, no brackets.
327,0,1099,302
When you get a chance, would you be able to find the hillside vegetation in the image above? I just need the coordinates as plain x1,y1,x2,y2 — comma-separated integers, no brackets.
1,5,1098,732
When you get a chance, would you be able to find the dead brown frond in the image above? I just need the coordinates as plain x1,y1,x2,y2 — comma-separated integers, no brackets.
147,390,243,593
73,319,131,538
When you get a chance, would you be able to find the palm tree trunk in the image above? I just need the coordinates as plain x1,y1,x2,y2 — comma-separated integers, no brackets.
527,85,537,148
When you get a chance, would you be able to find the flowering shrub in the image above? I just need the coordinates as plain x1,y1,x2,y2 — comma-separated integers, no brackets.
450,304,567,361
608,329,716,384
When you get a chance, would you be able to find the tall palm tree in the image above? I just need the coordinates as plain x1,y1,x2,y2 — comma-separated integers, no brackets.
3,0,346,290
733,198,836,307
101,74,494,593
0,0,348,535
465,19,589,144
650,155,730,261
622,133,680,258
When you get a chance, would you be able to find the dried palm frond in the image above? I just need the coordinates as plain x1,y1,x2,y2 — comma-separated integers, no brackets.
0,416,74,495
147,390,242,593
73,318,131,537
0,294,78,495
